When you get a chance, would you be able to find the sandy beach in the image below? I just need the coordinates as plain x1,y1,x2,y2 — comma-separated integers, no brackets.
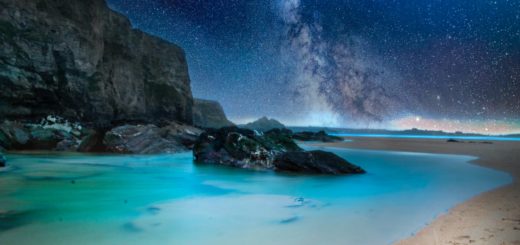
318,137,520,245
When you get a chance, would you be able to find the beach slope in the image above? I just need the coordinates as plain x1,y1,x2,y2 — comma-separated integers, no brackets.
319,137,520,245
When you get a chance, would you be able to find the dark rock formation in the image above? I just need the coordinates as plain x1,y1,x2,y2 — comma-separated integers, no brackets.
192,99,234,129
0,154,6,167
447,139,461,143
0,210,38,231
28,126,70,149
193,127,301,170
104,123,201,154
193,127,365,174
104,125,183,154
0,121,30,149
77,130,107,152
0,118,201,153
0,0,193,125
274,150,365,174
0,119,83,151
447,138,493,145
160,122,203,149
293,131,343,142
242,116,285,132
262,128,301,152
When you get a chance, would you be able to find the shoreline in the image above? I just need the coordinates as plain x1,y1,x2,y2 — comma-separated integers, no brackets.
314,137,520,245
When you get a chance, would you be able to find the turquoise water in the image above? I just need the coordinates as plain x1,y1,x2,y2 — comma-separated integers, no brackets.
0,147,512,245
330,133,520,141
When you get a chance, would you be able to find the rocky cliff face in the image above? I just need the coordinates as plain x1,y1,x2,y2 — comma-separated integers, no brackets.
0,0,193,125
192,99,234,129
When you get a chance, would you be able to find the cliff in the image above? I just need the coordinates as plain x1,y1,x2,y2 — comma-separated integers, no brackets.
242,116,285,132
192,99,234,129
0,0,193,125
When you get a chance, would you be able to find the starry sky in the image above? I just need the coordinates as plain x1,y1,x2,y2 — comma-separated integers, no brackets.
107,0,520,134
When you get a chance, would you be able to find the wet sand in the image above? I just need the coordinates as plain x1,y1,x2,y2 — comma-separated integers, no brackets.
318,137,520,245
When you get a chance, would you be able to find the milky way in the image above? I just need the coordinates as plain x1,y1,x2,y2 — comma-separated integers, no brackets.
107,0,519,133
278,0,405,125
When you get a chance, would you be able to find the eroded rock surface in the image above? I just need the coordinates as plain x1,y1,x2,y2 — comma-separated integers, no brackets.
0,117,84,151
104,123,202,154
193,127,364,174
194,127,301,170
0,0,193,125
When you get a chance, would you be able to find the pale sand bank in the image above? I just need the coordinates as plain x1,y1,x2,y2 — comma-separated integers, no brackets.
316,137,520,245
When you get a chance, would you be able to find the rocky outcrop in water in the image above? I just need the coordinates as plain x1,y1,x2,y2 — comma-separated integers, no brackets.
192,99,234,129
193,127,364,174
194,127,301,170
0,117,85,151
104,123,201,154
242,116,285,132
0,118,201,154
0,0,193,125
293,131,343,142
274,151,365,174
104,125,179,154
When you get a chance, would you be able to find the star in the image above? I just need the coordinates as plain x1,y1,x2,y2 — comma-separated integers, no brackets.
107,0,520,134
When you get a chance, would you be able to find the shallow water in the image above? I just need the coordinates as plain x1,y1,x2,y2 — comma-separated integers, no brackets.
329,133,520,141
0,146,512,245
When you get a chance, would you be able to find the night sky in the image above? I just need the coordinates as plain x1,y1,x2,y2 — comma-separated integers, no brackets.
107,0,520,134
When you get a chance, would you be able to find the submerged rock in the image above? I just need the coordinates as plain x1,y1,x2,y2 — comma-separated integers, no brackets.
0,210,35,231
447,139,461,143
293,131,343,142
194,127,365,174
279,216,300,224
122,222,144,233
274,150,365,175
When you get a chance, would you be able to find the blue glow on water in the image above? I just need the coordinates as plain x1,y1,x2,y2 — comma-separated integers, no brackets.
329,133,520,141
0,148,512,245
